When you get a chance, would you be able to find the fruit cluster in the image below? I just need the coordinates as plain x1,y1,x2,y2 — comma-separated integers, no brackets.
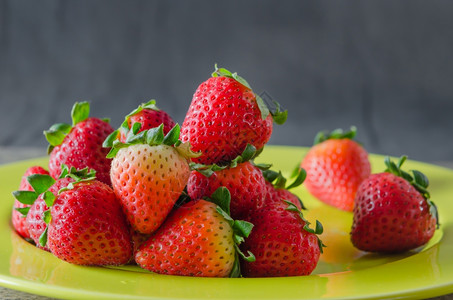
11,66,439,278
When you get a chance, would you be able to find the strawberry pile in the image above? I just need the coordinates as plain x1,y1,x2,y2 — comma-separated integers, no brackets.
10,65,439,279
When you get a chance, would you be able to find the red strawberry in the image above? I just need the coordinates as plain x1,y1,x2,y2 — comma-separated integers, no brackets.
104,100,176,146
12,166,49,239
181,65,287,165
135,187,254,277
187,145,267,219
351,156,438,253
240,200,324,277
262,167,307,210
109,124,199,234
45,102,114,185
15,166,95,250
301,127,371,211
46,180,132,265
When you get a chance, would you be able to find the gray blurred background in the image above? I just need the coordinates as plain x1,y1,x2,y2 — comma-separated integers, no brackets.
0,0,452,163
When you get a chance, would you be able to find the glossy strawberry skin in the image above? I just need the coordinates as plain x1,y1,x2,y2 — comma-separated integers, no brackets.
301,139,371,211
264,181,303,210
187,161,267,220
12,166,49,239
49,117,113,185
351,172,437,253
181,76,273,165
110,144,190,234
240,201,321,277
47,180,132,265
119,109,176,143
26,177,75,251
135,199,236,277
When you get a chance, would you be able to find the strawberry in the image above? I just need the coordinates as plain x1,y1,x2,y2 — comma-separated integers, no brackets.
301,127,371,211
181,65,287,165
240,199,324,277
350,156,438,253
109,124,199,234
262,167,307,210
135,187,255,277
187,145,267,219
45,102,114,185
13,166,94,250
44,179,132,265
103,100,176,146
11,166,49,239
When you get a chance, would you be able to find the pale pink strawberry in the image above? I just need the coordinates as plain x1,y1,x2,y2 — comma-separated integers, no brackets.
109,124,199,234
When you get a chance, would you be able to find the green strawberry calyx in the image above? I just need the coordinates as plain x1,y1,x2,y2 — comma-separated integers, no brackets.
190,144,263,177
105,123,201,159
206,186,256,278
284,200,326,253
212,64,287,125
103,100,160,148
313,126,357,145
44,101,110,154
384,155,439,228
262,167,307,210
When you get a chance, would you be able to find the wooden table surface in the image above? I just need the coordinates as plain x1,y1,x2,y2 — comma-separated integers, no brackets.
1,146,452,300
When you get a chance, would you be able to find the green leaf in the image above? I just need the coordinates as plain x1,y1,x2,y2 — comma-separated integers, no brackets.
43,210,52,224
44,130,66,147
146,124,165,145
14,206,31,216
229,253,242,278
126,130,147,144
210,187,231,215
102,130,119,148
262,169,280,183
427,199,440,229
43,191,56,207
141,99,159,111
234,244,256,262
412,170,429,189
255,94,270,120
163,124,181,146
12,191,38,205
313,126,357,145
270,100,288,125
39,226,48,247
397,155,408,168
27,174,55,194
131,122,142,135
313,130,328,145
212,64,233,78
286,168,307,190
190,144,259,177
284,200,325,253
231,72,251,89
240,144,256,162
232,220,254,238
71,101,90,126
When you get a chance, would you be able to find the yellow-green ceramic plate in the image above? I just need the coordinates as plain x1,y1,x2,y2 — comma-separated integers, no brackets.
0,145,453,299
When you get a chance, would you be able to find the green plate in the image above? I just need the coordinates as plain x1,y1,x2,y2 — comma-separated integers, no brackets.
1,145,453,299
